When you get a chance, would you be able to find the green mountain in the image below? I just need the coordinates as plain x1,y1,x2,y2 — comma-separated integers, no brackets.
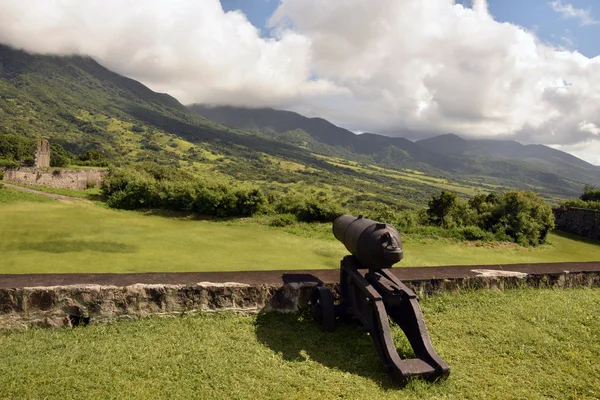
416,133,600,186
189,105,598,196
189,105,458,170
0,44,593,208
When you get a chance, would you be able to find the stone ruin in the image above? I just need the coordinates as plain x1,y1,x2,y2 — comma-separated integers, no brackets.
34,139,50,168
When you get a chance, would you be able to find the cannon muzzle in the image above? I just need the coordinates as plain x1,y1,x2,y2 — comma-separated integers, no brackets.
333,214,403,269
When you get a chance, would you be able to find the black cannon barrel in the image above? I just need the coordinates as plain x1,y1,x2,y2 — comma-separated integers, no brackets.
333,214,403,269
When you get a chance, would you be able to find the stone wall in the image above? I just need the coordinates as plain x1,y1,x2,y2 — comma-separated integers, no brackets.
554,207,600,240
3,167,107,190
2,270,599,331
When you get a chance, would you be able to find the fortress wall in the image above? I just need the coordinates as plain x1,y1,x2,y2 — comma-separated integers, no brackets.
3,167,107,190
1,270,599,331
554,207,600,240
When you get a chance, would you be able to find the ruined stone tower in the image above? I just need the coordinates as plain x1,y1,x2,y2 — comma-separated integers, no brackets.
34,139,50,168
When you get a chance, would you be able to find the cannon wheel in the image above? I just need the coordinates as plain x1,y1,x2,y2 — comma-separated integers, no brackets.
311,286,336,331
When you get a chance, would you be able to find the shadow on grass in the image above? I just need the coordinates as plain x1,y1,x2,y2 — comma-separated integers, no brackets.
552,230,600,246
255,310,415,389
10,240,138,253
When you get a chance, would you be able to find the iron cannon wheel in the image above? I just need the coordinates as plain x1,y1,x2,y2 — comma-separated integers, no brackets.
311,286,336,331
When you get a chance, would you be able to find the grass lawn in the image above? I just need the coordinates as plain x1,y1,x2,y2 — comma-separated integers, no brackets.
1,187,599,274
0,288,599,399
6,182,102,199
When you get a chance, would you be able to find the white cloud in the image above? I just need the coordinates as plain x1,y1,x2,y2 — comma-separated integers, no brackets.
579,121,600,135
549,1,599,26
0,0,343,106
551,140,600,165
0,0,600,164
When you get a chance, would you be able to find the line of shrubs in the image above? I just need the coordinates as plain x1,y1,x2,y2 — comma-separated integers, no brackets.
362,191,555,246
560,184,600,211
102,164,555,246
101,164,343,222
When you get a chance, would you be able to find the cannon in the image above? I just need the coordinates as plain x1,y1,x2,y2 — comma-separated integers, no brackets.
311,215,449,385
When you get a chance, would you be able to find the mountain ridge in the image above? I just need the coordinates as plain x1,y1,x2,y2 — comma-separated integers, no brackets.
190,105,600,185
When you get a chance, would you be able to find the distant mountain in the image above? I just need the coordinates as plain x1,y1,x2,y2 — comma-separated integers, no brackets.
417,134,600,185
190,105,600,192
189,105,459,170
415,134,470,155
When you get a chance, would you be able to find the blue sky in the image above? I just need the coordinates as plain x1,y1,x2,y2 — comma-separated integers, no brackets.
221,0,600,57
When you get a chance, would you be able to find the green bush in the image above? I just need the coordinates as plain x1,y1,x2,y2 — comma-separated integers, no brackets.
561,186,600,211
269,214,297,227
561,199,600,211
102,165,266,217
457,226,496,242
580,184,600,202
50,144,71,167
487,191,554,246
427,191,475,229
274,194,344,223
0,159,19,168
421,190,554,246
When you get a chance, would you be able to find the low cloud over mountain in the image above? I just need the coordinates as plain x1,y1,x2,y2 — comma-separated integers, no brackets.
1,0,599,163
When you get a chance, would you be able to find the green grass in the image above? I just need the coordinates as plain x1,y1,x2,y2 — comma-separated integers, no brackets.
8,183,102,199
1,195,599,274
0,200,346,273
1,288,599,399
0,187,56,203
401,232,600,267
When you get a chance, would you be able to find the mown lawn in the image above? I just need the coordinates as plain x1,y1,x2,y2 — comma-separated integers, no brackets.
0,288,599,399
1,187,600,274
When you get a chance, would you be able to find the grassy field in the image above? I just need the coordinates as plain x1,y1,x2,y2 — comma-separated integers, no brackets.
1,288,599,399
9,183,102,199
1,187,599,274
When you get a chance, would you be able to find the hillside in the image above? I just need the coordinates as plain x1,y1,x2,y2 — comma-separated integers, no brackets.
0,45,454,210
190,105,597,196
189,105,458,171
417,134,600,185
0,43,594,209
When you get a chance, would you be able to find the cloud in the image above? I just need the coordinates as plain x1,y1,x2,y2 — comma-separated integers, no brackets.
579,121,600,135
0,0,343,106
0,0,599,164
549,1,599,26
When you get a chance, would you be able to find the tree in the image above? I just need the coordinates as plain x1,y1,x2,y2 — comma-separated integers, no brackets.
580,184,600,202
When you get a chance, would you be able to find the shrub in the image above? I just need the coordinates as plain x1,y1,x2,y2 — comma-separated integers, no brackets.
580,184,600,202
561,199,600,211
427,191,475,229
103,168,159,210
0,159,18,168
487,191,554,246
50,144,71,167
421,190,554,246
102,165,266,218
269,214,296,227
235,187,267,217
275,194,344,223
457,226,496,242
0,170,4,181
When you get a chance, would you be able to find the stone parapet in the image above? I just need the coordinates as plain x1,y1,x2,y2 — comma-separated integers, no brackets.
1,267,599,331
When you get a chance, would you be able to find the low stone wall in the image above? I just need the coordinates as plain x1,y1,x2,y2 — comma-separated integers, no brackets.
3,167,106,190
554,207,600,240
2,269,599,331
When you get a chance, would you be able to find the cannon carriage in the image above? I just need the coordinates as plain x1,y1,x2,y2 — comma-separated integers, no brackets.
311,215,450,384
